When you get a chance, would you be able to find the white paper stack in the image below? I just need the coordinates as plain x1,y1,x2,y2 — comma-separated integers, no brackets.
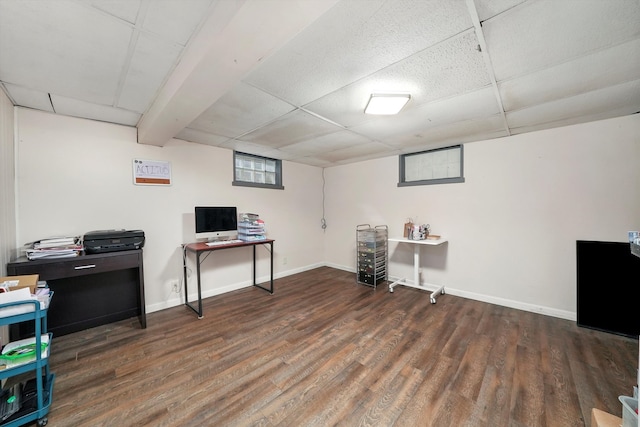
25,236,82,259
0,288,48,317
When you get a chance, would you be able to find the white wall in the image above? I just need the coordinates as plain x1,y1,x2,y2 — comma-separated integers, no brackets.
12,107,640,320
0,89,16,277
14,108,326,313
0,86,16,347
323,114,640,319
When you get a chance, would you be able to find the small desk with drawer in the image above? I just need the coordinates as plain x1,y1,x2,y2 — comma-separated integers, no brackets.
7,249,146,338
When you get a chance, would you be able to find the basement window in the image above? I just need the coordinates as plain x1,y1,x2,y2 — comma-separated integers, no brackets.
398,145,465,186
233,152,284,190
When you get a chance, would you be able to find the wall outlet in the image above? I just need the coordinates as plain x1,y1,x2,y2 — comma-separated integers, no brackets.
283,256,288,265
171,281,179,293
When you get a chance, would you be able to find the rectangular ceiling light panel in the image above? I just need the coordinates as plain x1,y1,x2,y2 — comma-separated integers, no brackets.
364,93,411,115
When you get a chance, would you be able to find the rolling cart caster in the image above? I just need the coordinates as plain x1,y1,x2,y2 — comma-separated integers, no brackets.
38,417,48,426
430,287,444,304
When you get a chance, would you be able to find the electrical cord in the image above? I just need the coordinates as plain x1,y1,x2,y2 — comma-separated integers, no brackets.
321,168,327,231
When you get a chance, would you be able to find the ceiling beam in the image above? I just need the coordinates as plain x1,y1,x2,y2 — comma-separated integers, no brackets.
137,0,339,147
466,0,510,136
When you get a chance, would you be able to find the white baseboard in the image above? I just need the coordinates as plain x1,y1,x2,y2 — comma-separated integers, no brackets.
147,262,325,314
148,262,576,322
325,262,576,321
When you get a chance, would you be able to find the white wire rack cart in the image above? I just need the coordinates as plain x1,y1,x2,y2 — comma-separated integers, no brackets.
356,225,388,289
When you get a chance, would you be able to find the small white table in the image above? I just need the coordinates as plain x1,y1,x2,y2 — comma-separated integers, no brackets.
387,237,448,303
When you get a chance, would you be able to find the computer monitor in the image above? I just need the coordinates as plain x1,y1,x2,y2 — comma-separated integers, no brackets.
194,206,238,242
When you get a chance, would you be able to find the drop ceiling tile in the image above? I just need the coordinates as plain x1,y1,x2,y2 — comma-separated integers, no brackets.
484,0,640,81
0,0,132,105
385,115,507,150
142,0,214,46
188,83,295,137
279,130,371,156
250,147,301,162
266,150,308,163
305,30,490,128
351,87,501,142
51,94,140,126
244,0,472,106
287,156,333,168
474,0,526,22
509,104,640,136
2,83,54,112
314,141,394,164
506,79,640,129
239,110,343,149
221,139,283,158
88,0,142,24
175,128,229,146
499,39,640,112
117,32,184,113
399,129,509,155
2,0,640,168
413,87,502,126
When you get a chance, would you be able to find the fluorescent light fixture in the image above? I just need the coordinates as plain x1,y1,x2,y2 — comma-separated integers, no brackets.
364,93,411,115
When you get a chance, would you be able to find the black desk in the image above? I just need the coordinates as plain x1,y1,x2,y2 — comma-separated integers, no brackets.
182,240,274,318
6,249,146,338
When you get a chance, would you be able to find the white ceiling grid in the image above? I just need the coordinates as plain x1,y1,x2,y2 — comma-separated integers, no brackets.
0,0,638,167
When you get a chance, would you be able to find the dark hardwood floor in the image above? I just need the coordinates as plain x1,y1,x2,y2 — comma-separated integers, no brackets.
39,267,637,426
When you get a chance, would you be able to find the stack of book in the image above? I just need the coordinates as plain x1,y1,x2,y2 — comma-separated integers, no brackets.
25,236,83,260
238,213,266,241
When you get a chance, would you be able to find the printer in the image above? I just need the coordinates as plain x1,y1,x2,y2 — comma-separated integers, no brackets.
83,229,145,254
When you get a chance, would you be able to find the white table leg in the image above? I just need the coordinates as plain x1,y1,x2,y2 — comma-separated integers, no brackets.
429,284,445,304
413,244,420,288
388,239,446,303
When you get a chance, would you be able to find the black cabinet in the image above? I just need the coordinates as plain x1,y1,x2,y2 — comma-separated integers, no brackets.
576,240,640,337
7,250,146,338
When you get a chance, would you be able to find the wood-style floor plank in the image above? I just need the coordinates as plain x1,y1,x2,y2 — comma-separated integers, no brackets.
28,266,638,426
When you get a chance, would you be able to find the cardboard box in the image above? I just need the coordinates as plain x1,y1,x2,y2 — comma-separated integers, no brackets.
0,275,39,294
591,408,623,427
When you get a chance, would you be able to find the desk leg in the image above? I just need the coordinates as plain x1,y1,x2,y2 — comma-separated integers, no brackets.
137,264,147,329
182,247,188,304
252,241,274,294
388,243,445,304
196,253,203,318
184,249,204,319
413,244,420,290
388,245,421,294
253,245,256,286
412,244,445,303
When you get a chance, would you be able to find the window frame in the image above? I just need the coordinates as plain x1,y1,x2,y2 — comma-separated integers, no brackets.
398,144,465,187
232,151,284,190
